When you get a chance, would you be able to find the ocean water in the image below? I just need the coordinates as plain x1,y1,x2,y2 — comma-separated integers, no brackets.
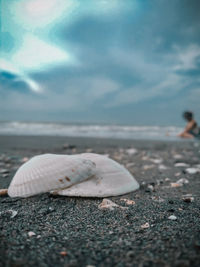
0,121,183,140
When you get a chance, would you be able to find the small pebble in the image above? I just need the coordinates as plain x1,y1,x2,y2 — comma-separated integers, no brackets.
151,196,164,203
182,194,194,203
141,222,150,229
0,169,9,174
176,178,189,185
150,158,163,164
126,148,137,155
168,215,177,221
158,164,168,170
120,198,135,205
173,154,182,159
143,164,155,170
186,168,199,174
28,231,36,237
174,163,189,167
60,251,67,256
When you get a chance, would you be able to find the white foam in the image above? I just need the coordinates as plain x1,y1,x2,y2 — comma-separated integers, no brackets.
0,121,183,140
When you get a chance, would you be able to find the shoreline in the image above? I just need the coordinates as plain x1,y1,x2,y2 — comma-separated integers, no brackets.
0,134,194,151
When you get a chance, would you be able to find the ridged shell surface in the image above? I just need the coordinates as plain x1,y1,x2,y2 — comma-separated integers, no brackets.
55,153,139,197
8,154,96,198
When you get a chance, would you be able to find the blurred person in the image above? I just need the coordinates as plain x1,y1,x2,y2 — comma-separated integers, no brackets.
178,111,200,139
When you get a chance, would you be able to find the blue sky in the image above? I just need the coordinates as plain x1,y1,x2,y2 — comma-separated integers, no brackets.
1,0,200,125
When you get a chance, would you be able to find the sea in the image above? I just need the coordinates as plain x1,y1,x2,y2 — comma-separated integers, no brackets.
0,121,183,141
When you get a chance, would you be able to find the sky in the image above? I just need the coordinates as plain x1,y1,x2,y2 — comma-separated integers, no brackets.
0,0,200,125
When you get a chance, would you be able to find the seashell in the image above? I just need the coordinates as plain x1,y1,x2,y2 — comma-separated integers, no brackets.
54,153,139,197
98,198,127,210
8,154,96,198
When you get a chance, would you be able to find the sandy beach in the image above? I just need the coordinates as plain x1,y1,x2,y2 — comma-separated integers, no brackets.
0,135,200,267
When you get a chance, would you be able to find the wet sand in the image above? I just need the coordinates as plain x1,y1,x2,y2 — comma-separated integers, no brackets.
0,135,200,267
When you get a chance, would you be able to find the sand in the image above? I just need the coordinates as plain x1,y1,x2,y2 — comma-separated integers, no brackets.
0,135,200,267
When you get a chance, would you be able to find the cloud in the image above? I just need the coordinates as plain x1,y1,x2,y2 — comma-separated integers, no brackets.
1,0,200,124
0,60,42,93
173,44,200,71
0,76,120,115
11,0,79,30
11,34,73,72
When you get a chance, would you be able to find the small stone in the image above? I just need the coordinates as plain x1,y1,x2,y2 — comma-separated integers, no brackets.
141,222,150,229
141,181,146,187
158,164,168,170
174,163,189,167
176,178,189,185
143,164,155,170
28,231,36,237
173,154,182,159
126,162,135,168
168,215,177,220
142,156,149,161
182,194,194,203
126,148,137,155
186,168,199,174
150,158,163,164
147,185,154,192
120,198,135,205
0,168,9,174
2,174,9,178
151,196,164,203
60,251,67,256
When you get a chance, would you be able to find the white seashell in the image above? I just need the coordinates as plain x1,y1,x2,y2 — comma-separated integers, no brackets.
8,154,96,198
55,153,139,197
